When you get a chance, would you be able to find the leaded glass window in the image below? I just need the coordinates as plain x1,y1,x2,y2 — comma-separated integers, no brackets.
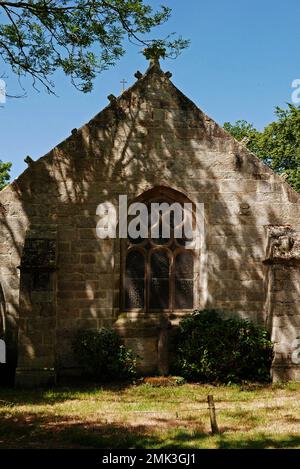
122,188,197,311
124,250,145,309
174,251,194,309
149,250,170,309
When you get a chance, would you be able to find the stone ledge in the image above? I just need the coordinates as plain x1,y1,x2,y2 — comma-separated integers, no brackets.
15,368,56,387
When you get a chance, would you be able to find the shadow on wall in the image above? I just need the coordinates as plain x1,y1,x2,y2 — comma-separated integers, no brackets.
0,61,299,382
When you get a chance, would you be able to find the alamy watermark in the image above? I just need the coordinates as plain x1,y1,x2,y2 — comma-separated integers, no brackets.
0,339,5,364
0,79,6,105
291,338,300,365
96,195,204,248
291,79,300,104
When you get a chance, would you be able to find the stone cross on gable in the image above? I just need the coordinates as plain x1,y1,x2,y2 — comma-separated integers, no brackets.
120,79,127,91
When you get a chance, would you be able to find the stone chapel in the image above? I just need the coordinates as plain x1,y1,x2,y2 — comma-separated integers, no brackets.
1,58,300,386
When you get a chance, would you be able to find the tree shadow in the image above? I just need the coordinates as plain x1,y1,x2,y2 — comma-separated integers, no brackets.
1,407,300,448
0,410,209,449
0,381,134,405
217,434,300,449
0,59,299,382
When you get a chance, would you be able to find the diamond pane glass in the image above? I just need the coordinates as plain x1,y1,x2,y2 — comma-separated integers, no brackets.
149,250,170,309
151,250,170,278
174,251,194,309
125,250,145,308
175,251,194,278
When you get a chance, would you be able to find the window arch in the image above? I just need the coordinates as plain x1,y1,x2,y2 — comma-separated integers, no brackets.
122,186,198,312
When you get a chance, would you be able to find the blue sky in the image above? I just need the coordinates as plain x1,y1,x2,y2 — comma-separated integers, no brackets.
1,0,300,180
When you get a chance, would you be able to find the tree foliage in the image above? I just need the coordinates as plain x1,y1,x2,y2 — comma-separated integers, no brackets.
223,119,261,156
258,105,300,192
72,328,137,382
224,104,300,193
173,310,273,384
0,0,189,93
0,160,11,190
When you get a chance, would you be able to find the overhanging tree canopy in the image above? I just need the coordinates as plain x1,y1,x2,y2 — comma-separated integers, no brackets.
0,160,11,190
0,0,189,93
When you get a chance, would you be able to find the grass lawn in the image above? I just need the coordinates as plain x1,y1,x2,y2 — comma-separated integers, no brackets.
1,381,300,449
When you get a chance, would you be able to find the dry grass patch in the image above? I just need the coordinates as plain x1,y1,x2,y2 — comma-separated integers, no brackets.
0,382,300,448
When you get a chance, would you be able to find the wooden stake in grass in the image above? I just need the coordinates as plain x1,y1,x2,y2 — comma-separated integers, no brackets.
207,395,219,435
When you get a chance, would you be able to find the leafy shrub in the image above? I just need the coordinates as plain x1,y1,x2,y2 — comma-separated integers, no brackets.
172,309,274,384
72,328,137,382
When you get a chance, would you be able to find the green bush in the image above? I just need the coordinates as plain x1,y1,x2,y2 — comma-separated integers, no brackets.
72,328,137,382
172,309,274,384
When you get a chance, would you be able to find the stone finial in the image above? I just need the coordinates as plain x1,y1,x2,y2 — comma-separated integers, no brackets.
165,71,172,79
24,155,34,166
134,71,143,79
143,44,166,66
107,94,117,103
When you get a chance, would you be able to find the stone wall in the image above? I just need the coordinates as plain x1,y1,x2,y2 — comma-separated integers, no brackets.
1,60,300,384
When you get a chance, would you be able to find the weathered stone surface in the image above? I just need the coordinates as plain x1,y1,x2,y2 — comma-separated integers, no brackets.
1,60,300,385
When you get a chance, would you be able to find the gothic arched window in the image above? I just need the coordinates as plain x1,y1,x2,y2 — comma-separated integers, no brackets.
122,187,198,312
